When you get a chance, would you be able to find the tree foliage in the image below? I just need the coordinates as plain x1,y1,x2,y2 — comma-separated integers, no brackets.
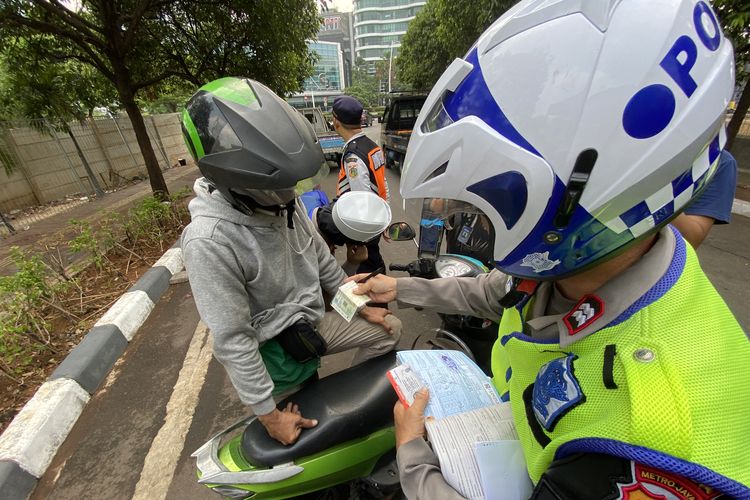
0,42,117,194
0,0,322,197
397,0,518,91
344,58,384,109
0,39,117,122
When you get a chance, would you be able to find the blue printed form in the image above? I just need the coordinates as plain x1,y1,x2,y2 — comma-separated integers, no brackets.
387,350,526,499
395,350,501,419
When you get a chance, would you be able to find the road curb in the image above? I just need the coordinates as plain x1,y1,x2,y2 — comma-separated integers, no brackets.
732,198,750,218
0,243,184,499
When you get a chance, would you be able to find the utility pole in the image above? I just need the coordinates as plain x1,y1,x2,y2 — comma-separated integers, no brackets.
388,41,395,94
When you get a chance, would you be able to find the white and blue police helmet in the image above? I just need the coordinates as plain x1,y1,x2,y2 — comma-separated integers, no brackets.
401,0,734,280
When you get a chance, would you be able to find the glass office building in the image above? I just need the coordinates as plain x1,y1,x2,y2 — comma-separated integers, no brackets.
353,0,426,62
288,40,345,110
304,41,345,92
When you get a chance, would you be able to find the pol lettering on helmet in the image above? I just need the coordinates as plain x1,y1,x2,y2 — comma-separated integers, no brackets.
623,1,722,139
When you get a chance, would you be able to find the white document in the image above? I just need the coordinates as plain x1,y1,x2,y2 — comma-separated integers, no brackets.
475,440,534,500
425,404,518,499
395,350,500,419
330,280,370,322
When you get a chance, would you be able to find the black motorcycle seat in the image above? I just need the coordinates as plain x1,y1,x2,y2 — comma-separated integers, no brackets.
241,352,399,467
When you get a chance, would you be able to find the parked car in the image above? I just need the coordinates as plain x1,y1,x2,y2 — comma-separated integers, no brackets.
380,93,428,172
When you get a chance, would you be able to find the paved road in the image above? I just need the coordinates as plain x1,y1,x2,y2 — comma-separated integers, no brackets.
31,122,750,499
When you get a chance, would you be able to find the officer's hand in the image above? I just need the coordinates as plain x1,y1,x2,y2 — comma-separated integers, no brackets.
347,273,398,303
394,388,429,448
359,305,395,334
257,403,318,445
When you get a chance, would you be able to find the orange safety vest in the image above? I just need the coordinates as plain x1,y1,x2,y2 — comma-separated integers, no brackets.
337,136,389,201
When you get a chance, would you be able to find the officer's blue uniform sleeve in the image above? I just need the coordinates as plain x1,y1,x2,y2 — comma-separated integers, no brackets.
683,150,737,224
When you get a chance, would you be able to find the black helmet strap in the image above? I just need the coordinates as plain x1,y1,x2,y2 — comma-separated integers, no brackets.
285,202,295,229
231,191,296,229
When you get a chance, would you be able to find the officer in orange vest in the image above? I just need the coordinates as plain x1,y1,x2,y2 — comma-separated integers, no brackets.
332,95,390,273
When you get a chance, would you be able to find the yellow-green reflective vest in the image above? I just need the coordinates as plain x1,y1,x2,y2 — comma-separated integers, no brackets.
491,235,750,495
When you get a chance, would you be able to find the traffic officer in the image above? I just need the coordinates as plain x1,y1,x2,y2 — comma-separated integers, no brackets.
332,95,390,273
350,0,750,497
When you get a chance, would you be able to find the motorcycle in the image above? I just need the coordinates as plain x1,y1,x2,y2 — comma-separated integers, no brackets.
387,201,498,374
193,220,492,499
193,352,401,499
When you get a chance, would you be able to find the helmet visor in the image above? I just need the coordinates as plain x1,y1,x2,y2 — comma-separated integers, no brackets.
420,94,454,134
407,197,488,230
233,188,296,206
294,162,330,195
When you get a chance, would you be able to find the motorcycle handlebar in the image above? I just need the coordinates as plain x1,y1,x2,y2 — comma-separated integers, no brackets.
388,264,409,272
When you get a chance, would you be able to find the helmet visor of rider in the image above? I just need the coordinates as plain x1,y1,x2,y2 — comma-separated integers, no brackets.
233,187,297,207
406,197,488,229
294,161,330,196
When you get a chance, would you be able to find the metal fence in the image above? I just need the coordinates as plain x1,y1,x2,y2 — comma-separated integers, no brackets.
0,113,189,236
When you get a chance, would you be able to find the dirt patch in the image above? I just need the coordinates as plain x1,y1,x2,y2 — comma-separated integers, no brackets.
0,199,190,434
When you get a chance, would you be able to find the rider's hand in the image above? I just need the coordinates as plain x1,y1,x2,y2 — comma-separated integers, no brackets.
394,388,429,448
346,244,368,265
346,273,398,303
359,305,395,334
257,403,318,445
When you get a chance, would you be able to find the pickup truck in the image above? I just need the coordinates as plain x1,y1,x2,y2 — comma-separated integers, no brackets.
380,93,427,173
298,107,344,164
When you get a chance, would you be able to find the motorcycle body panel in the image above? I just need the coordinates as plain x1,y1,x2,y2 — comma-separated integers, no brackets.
203,427,395,499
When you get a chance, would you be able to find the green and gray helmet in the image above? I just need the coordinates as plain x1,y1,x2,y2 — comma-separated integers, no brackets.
181,77,325,207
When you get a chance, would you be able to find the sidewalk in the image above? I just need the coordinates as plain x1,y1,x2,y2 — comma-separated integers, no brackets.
0,164,201,276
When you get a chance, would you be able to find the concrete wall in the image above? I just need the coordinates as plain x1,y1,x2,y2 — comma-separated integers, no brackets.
0,113,190,214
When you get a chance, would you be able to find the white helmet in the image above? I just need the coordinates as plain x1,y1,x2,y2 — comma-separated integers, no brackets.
332,191,392,243
401,0,734,280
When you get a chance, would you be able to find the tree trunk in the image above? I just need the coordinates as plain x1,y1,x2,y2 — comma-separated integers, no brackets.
121,96,169,199
726,81,749,152
0,210,15,235
64,124,105,197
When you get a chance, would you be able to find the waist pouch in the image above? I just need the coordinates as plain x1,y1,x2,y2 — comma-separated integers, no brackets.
275,321,327,363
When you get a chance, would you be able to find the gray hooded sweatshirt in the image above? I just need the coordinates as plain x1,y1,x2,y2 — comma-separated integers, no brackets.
181,178,346,415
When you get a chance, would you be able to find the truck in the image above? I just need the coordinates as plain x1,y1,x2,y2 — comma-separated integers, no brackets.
298,107,344,165
379,93,428,173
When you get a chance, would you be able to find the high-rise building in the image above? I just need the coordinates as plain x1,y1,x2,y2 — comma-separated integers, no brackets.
317,11,355,88
288,40,345,110
353,0,426,65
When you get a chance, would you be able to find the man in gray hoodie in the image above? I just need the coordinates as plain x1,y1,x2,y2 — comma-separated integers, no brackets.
181,77,401,445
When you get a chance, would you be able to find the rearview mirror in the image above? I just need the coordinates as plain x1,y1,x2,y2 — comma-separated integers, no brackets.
387,222,416,241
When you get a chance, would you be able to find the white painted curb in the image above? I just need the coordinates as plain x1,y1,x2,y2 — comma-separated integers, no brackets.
95,290,156,341
0,245,184,496
154,247,184,276
732,198,750,218
0,379,90,477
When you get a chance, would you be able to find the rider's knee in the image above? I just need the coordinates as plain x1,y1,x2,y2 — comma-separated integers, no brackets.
385,315,402,344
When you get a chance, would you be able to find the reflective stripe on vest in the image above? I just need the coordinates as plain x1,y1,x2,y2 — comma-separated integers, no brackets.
491,234,750,496
337,139,389,200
